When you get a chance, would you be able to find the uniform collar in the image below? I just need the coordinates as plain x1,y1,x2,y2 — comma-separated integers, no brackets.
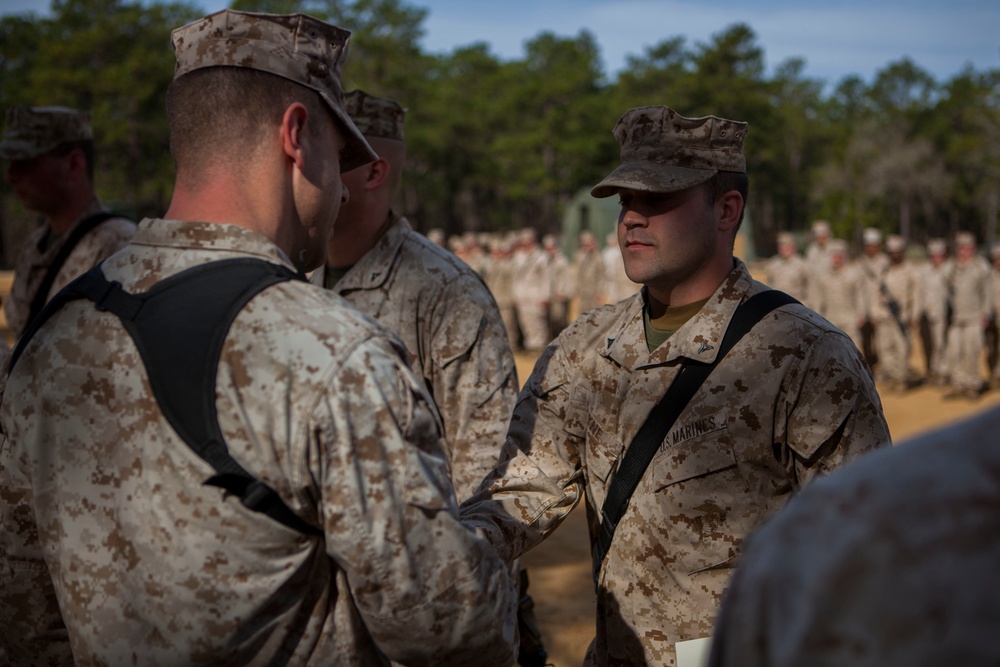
601,259,753,371
132,218,297,270
332,215,409,291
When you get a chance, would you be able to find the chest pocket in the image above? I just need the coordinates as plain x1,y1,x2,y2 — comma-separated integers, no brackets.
585,420,624,484
653,413,735,490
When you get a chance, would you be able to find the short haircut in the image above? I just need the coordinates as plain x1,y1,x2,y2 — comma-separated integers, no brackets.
702,170,749,228
50,139,95,183
166,67,332,178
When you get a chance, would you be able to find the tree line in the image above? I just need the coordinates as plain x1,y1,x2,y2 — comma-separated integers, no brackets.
2,0,998,267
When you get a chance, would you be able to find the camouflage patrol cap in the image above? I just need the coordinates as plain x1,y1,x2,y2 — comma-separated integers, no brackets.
863,228,883,245
776,232,796,246
886,234,905,253
956,231,976,248
170,10,377,172
828,239,849,256
927,238,947,256
812,220,831,236
0,105,92,160
344,89,405,141
591,105,748,198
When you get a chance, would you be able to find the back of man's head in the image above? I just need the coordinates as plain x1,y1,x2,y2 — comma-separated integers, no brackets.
166,10,375,181
344,89,406,196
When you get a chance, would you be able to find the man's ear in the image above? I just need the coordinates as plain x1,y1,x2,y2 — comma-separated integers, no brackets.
717,190,744,232
66,147,88,181
364,158,391,191
280,102,310,171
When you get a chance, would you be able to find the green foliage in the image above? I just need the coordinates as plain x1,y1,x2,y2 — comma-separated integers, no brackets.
1,0,998,253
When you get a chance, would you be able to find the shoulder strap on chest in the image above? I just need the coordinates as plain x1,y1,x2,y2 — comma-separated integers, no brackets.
27,211,131,326
10,258,321,537
592,289,800,586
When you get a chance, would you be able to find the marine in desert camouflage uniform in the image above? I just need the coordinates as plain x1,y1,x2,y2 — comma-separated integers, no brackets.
574,229,607,313
870,234,916,392
0,11,516,666
915,238,952,384
857,227,890,368
310,90,518,500
943,232,990,399
988,243,1000,387
512,228,552,351
710,406,1000,667
461,105,889,666
813,238,867,353
0,105,135,339
764,231,810,303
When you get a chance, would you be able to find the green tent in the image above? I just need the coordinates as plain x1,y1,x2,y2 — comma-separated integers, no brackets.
560,187,621,260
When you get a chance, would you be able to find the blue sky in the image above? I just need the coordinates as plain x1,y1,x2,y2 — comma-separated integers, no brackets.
2,0,998,86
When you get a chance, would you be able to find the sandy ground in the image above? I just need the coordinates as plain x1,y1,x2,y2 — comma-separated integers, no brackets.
513,350,1000,666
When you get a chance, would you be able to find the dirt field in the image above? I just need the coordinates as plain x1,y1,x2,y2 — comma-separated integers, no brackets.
513,350,1000,666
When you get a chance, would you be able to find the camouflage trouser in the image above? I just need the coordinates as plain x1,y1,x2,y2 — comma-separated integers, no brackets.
516,300,550,352
923,316,949,379
944,321,984,391
874,319,910,384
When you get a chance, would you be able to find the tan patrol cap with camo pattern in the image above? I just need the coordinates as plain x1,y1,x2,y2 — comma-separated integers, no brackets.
0,105,92,160
591,105,748,198
170,9,377,172
345,90,405,142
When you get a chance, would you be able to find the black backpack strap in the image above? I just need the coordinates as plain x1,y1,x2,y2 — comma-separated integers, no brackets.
592,289,800,586
26,211,131,326
10,258,321,537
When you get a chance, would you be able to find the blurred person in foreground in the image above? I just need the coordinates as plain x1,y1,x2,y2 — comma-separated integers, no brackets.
0,10,516,666
0,105,135,340
709,405,1000,667
460,105,889,666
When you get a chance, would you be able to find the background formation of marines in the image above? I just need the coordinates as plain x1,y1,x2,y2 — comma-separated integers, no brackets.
765,221,1000,400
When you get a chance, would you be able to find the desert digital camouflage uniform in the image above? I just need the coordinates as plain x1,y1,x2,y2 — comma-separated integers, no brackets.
512,229,552,351
574,231,607,313
462,259,889,666
856,228,890,366
804,221,834,308
484,238,520,351
544,234,572,338
709,406,1000,667
764,232,811,303
915,239,952,383
813,240,867,352
0,105,135,339
3,198,134,338
0,219,517,666
868,236,916,390
989,245,1000,385
312,215,518,499
944,234,990,395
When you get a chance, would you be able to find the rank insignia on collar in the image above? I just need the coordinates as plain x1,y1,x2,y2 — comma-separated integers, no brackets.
697,342,714,354
607,338,615,348
371,272,380,281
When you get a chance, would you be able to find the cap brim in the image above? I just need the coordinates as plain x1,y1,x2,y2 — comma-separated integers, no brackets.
320,92,378,173
0,139,50,160
591,161,716,198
